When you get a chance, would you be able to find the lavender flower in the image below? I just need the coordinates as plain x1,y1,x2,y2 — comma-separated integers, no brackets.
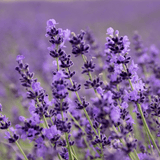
1,17,160,160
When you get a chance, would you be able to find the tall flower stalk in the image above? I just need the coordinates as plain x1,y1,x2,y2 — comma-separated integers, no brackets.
1,18,160,160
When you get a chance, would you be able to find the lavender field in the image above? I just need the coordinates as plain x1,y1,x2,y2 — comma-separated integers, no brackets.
0,1,160,160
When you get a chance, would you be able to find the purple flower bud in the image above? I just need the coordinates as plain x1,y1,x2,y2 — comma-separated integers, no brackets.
96,87,103,95
16,55,25,61
110,107,120,123
132,79,145,91
19,116,26,122
0,103,2,112
29,100,36,114
15,124,22,129
118,55,125,62
126,115,135,125
32,82,42,93
43,125,60,140
9,127,16,133
150,44,159,56
106,27,114,37
128,90,139,101
4,131,10,139
115,30,119,36
1,115,8,123
53,70,66,81
46,19,58,28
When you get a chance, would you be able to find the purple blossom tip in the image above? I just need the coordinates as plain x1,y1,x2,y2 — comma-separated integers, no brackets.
16,55,25,61
19,116,26,122
0,103,2,112
46,19,58,28
115,30,119,36
107,27,114,36
96,87,103,95
4,131,10,139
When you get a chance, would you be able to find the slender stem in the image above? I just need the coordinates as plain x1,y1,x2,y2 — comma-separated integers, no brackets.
54,50,74,160
112,126,137,160
15,141,28,160
133,149,140,160
137,103,160,155
43,115,49,129
58,153,62,160
81,54,87,63
123,64,160,156
60,100,74,160
116,84,122,104
68,112,85,133
82,108,98,135
81,55,98,94
50,117,54,125
66,69,98,135
71,146,79,160
68,112,95,155
81,54,105,157
56,57,59,71
65,132,74,160
145,127,153,153
97,125,104,158
7,129,28,160
66,70,103,158
36,98,49,129
65,56,103,158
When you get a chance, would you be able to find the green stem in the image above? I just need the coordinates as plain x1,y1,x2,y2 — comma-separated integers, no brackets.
56,57,59,71
60,100,74,160
65,132,74,160
66,68,98,136
71,146,79,160
15,141,28,160
36,98,49,129
112,126,137,160
55,58,73,160
123,64,160,156
116,84,122,104
43,114,49,129
66,58,103,158
58,153,62,160
133,149,140,160
145,130,153,153
82,108,98,135
68,111,100,157
68,112,85,133
137,103,160,155
68,112,94,153
50,117,54,125
81,55,98,94
98,125,104,158
7,129,28,160
81,54,104,157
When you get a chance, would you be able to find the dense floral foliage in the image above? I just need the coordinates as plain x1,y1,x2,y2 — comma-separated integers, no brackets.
1,18,160,160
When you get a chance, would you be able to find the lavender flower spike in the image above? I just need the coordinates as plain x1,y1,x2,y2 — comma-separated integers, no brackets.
106,27,114,37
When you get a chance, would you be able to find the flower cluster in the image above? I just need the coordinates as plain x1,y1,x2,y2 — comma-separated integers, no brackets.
1,19,160,160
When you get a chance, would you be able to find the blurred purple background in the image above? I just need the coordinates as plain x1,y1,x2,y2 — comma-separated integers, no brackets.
0,1,160,101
